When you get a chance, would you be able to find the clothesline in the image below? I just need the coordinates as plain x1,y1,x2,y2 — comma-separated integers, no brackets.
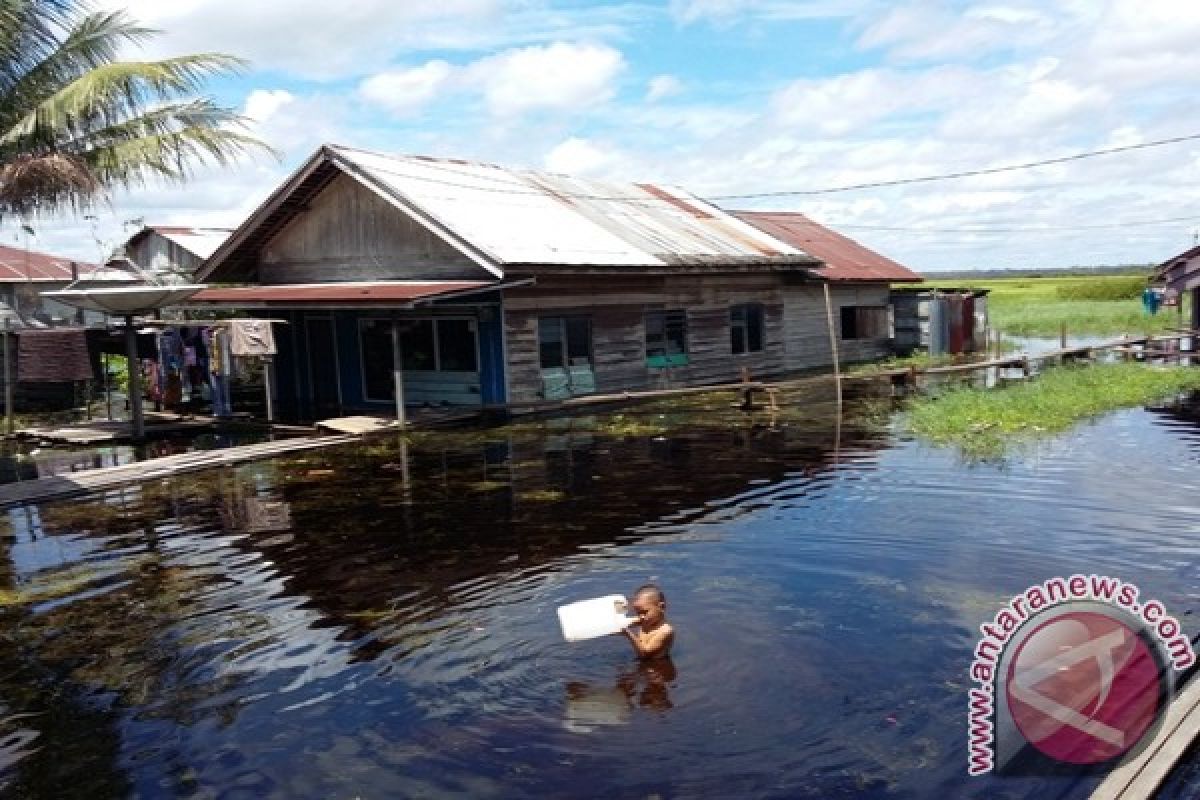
119,318,290,327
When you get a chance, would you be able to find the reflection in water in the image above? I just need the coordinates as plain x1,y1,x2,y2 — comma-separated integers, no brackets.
565,657,677,733
618,657,677,711
0,381,1199,798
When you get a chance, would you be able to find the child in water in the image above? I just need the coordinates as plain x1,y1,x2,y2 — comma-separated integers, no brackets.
620,584,674,660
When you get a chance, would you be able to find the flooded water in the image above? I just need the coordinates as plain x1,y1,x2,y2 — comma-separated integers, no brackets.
2,382,1199,798
0,430,281,485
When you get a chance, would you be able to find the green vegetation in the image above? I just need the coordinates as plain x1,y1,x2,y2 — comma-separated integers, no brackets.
847,352,957,375
906,362,1200,458
1,0,272,216
922,273,1182,337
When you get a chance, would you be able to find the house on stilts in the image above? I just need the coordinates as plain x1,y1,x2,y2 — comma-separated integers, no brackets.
190,144,922,420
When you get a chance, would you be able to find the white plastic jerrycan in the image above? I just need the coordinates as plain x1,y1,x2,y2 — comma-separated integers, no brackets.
557,594,633,642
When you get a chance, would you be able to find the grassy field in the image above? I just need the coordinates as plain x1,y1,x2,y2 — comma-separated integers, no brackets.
906,362,1200,458
921,273,1185,337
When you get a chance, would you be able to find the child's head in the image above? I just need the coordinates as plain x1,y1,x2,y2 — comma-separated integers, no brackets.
632,584,667,626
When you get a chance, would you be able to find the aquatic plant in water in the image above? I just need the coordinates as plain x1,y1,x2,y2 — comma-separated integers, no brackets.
905,362,1200,458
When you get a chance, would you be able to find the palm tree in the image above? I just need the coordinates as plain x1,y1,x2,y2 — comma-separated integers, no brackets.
0,0,273,218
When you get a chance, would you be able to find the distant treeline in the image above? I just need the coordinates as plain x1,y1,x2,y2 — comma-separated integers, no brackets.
926,264,1154,279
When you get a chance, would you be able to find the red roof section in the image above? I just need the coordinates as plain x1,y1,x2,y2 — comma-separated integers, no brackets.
732,212,922,282
191,281,495,305
0,243,98,282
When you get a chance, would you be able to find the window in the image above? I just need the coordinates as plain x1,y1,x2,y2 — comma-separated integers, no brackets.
645,310,688,366
360,317,478,401
360,319,395,401
538,316,592,369
437,319,477,372
730,303,765,354
840,306,891,340
401,320,435,370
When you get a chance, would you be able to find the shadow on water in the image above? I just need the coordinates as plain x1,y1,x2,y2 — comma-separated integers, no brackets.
1,379,1200,797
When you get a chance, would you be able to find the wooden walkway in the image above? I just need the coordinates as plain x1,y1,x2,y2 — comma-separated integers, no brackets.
0,434,358,510
1090,674,1200,799
843,332,1200,385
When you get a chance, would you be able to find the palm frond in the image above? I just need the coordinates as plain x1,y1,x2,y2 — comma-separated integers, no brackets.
0,10,156,132
0,0,271,218
0,150,96,215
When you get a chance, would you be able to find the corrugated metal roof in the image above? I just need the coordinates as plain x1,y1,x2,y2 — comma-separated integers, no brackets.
323,146,817,269
191,280,496,305
0,244,98,282
733,212,923,283
150,227,232,260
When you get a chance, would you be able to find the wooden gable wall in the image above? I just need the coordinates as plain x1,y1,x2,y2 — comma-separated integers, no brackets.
258,173,493,284
128,234,203,276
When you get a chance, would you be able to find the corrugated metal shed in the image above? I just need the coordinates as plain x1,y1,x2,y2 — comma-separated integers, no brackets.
201,145,820,282
0,244,97,282
732,212,923,283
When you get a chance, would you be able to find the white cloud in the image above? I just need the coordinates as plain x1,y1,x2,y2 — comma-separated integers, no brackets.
669,0,864,25
96,0,505,80
93,0,640,81
358,61,455,118
544,137,618,175
242,89,295,124
645,74,683,102
469,42,625,116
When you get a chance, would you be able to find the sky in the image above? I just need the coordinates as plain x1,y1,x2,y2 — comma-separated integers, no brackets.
8,0,1200,272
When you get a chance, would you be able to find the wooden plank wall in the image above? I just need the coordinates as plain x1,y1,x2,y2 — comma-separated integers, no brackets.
259,174,493,284
782,283,892,370
503,274,891,404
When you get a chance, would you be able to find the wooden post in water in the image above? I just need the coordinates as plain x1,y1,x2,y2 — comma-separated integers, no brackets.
391,317,406,427
104,352,113,420
822,282,842,408
1060,322,1067,350
125,314,145,441
3,321,11,435
262,357,275,424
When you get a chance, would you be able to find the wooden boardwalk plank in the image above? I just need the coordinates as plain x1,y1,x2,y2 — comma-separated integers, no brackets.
0,434,359,510
1090,676,1200,800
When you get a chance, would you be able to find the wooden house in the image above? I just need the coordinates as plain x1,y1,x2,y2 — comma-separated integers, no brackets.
191,145,921,420
120,225,233,284
1155,244,1200,330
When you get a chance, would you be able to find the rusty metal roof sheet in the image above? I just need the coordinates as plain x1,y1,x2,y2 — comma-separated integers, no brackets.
201,146,818,282
331,146,816,268
0,244,98,282
190,280,497,306
733,212,923,283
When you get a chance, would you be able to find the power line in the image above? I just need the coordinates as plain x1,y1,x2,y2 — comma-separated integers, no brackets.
825,214,1200,234
709,132,1200,199
340,131,1200,206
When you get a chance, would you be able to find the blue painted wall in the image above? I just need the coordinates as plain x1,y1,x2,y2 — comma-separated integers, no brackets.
269,302,507,420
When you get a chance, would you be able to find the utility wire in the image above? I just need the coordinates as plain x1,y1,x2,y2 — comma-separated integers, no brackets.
339,132,1200,206
826,214,1200,233
709,132,1200,199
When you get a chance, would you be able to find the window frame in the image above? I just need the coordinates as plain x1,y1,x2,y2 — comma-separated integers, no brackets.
839,305,891,341
538,315,593,370
645,309,689,367
358,315,481,403
730,302,765,355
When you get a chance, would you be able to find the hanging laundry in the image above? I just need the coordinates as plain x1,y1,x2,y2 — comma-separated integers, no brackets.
206,328,233,418
229,319,277,357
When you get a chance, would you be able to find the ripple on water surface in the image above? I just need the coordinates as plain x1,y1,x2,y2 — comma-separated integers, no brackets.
2,389,1200,798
